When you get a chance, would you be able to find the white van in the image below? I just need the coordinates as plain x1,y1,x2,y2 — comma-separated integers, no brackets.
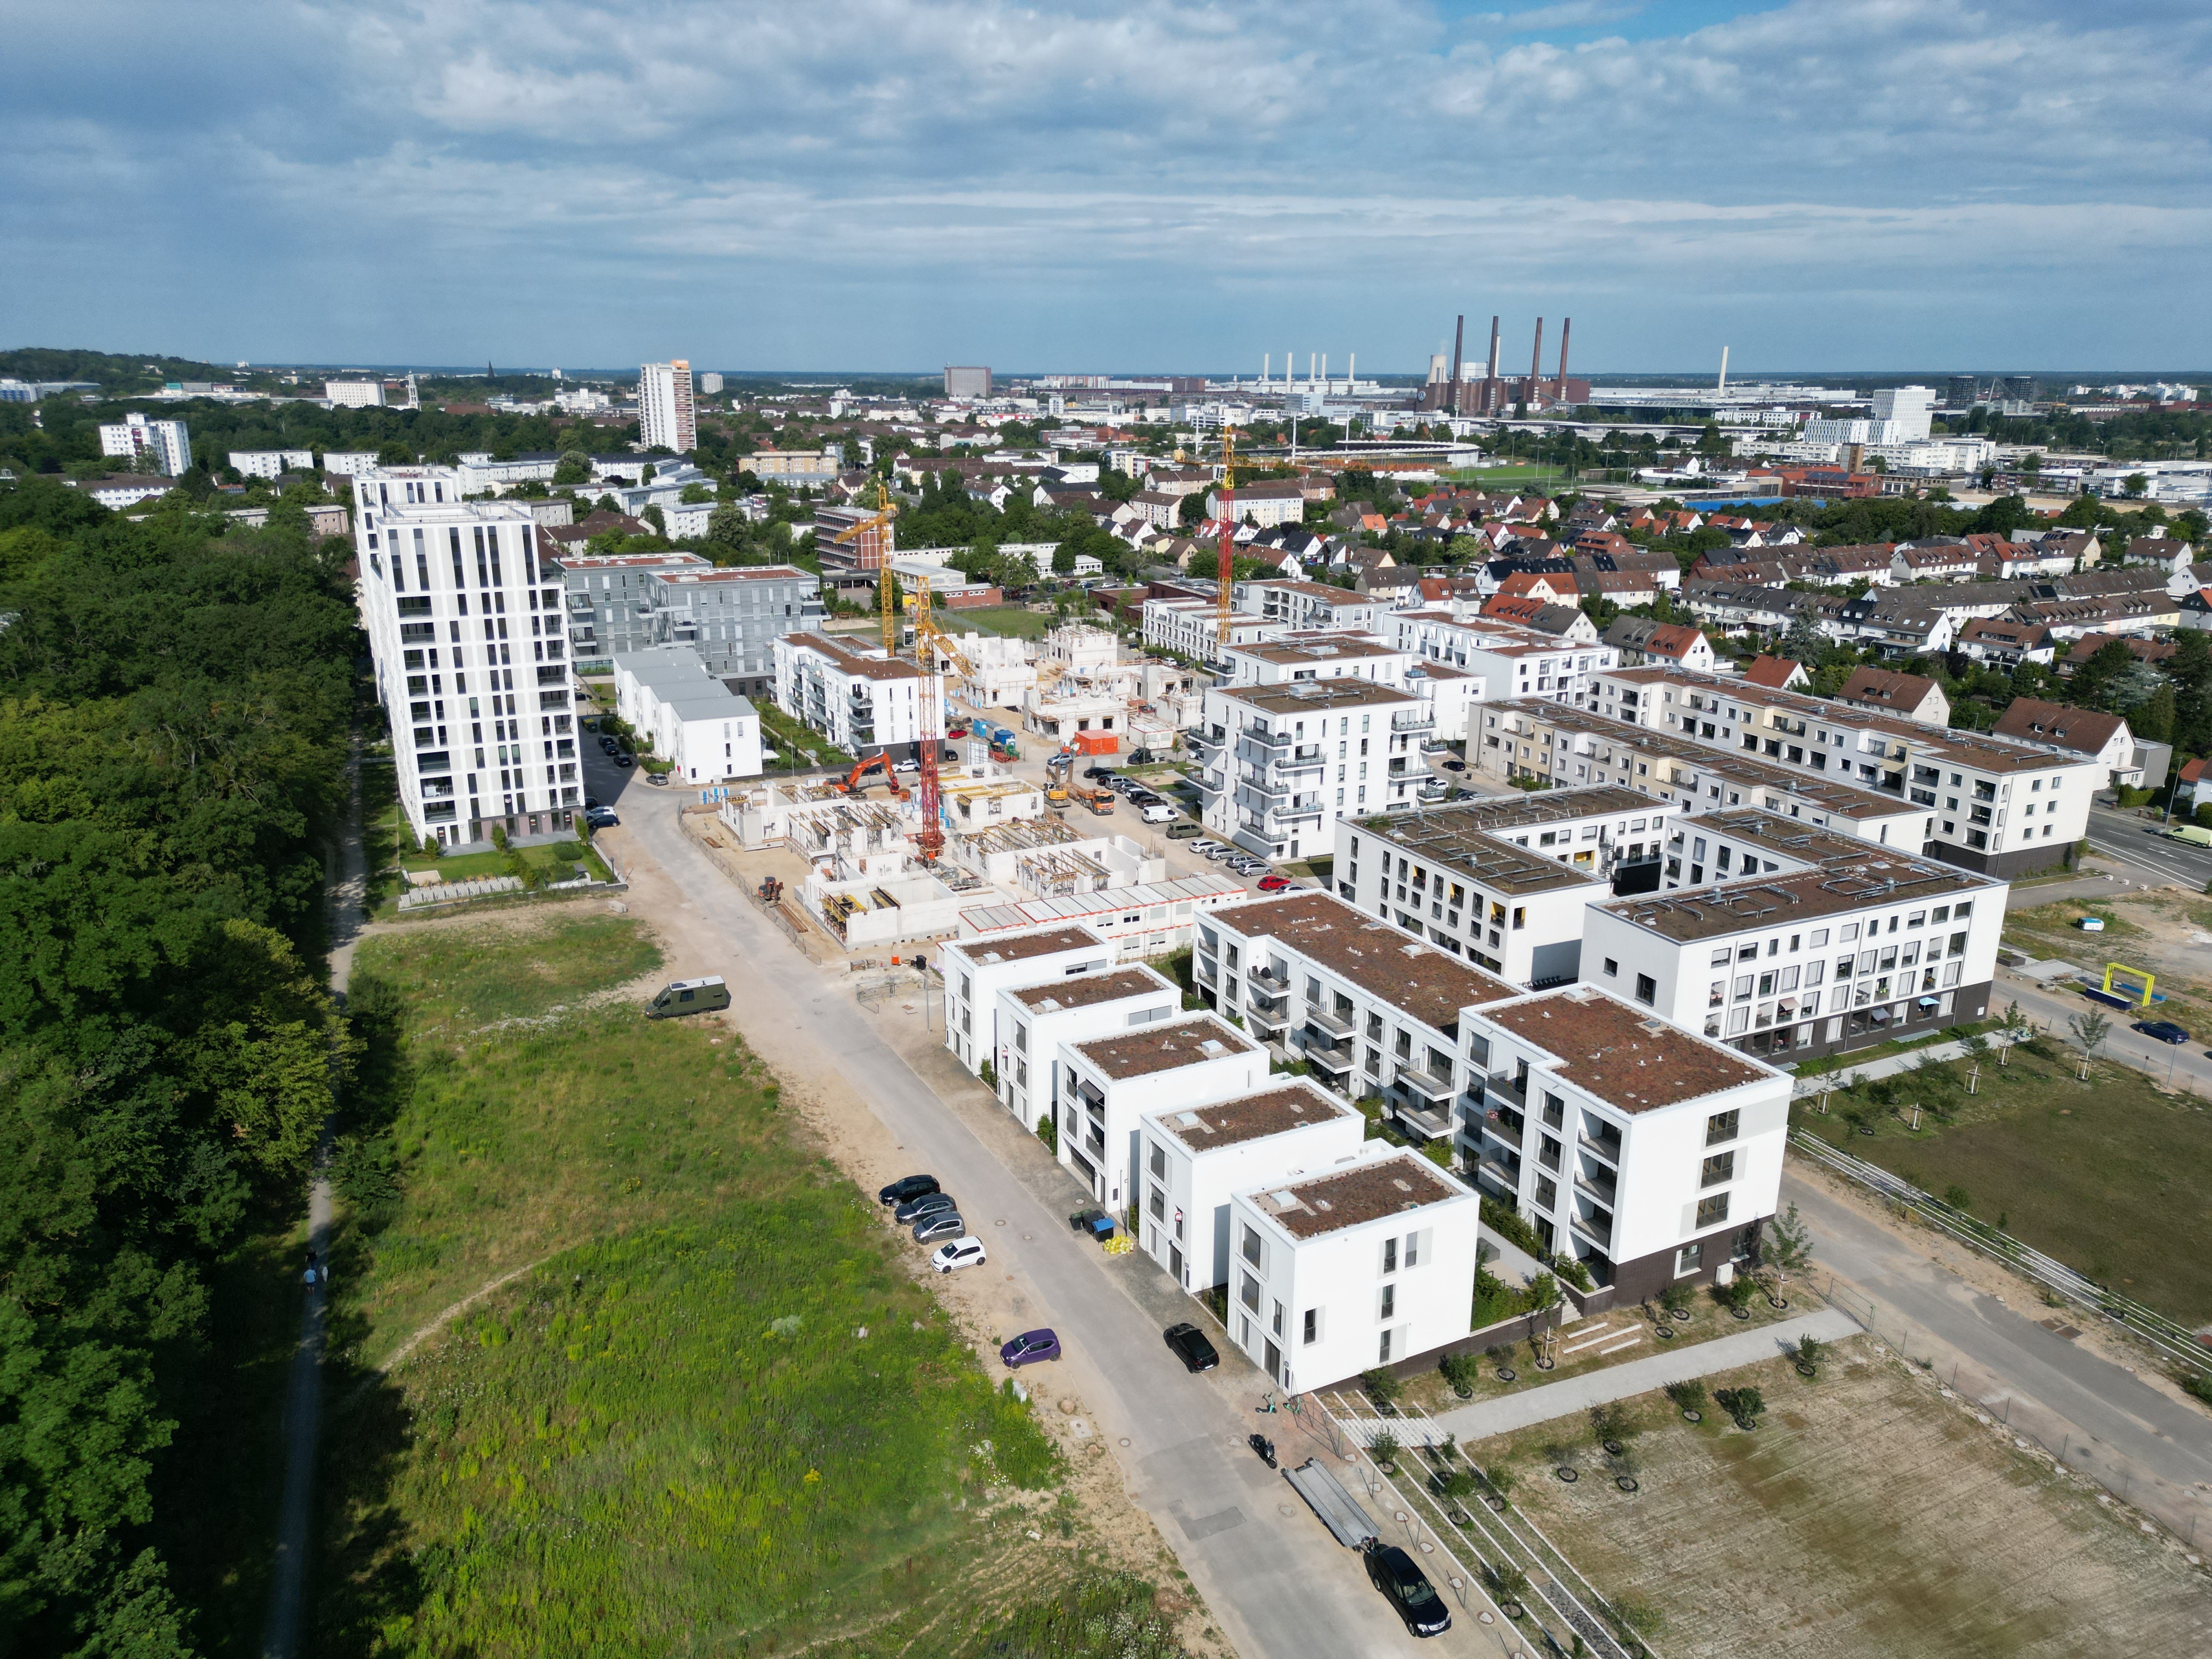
646,975,730,1018
1139,803,1175,825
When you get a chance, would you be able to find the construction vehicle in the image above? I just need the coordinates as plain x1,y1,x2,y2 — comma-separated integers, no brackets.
1046,785,1070,812
1079,788,1115,816
834,753,909,799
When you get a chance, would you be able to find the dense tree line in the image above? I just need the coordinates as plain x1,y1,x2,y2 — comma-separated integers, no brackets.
0,477,358,1655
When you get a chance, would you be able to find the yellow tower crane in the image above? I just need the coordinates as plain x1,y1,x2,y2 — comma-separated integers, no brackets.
831,476,901,652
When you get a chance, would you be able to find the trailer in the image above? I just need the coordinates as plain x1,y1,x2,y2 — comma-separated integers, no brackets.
1283,1458,1379,1549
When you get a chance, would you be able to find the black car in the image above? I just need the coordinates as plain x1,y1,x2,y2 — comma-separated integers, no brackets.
1084,766,1116,782
1163,1323,1218,1372
894,1190,957,1225
2134,1019,2192,1045
1364,1544,1451,1637
878,1173,940,1207
613,754,633,769
584,797,601,810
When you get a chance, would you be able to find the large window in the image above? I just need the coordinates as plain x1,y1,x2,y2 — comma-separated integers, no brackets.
1634,973,1656,1006
1706,1108,1740,1146
1695,1192,1730,1228
1701,1151,1735,1188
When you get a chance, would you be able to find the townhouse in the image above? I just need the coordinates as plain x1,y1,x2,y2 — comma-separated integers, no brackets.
1059,1017,1266,1212
1229,1149,1482,1389
770,631,937,757
1837,667,1949,726
938,923,1117,1076
992,964,1182,1133
1138,1080,1365,1293
1600,617,1716,672
1194,678,1430,858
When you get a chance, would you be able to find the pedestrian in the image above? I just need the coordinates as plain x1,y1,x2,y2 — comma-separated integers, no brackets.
303,1263,318,1287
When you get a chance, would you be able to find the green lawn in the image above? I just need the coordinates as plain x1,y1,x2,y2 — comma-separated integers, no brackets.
1796,1039,2212,1322
316,912,1173,1658
945,605,1056,640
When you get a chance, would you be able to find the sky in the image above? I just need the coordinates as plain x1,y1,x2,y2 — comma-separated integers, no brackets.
6,0,2210,375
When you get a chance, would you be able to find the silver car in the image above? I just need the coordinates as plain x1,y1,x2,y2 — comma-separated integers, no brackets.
913,1211,967,1244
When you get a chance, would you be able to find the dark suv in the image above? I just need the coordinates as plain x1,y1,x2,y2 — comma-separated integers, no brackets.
1364,1543,1451,1637
878,1174,939,1207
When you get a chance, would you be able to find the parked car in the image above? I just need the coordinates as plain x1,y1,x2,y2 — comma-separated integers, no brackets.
583,796,601,810
1442,759,1466,772
1364,1543,1451,1638
912,1211,967,1244
894,1190,958,1224
1140,804,1175,824
613,754,634,769
998,1328,1062,1368
878,1173,939,1207
894,758,919,772
931,1237,987,1273
1194,841,1229,859
1257,874,1294,892
584,807,620,828
2134,1019,2192,1045
646,976,730,1018
1166,822,1203,839
1083,766,1116,782
1163,1323,1218,1372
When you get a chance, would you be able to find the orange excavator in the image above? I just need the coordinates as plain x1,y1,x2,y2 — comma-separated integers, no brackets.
835,753,910,799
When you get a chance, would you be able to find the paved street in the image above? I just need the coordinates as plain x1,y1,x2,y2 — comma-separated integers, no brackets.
2084,802,2212,888
588,755,1489,1659
1785,1171,2212,1544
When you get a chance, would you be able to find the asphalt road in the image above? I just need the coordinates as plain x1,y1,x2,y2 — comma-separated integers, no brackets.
1784,1172,2212,1543
2084,802,2212,888
1989,967,2212,1096
590,755,1481,1659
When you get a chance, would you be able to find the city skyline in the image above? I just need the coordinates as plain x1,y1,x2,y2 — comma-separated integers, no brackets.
5,0,2209,370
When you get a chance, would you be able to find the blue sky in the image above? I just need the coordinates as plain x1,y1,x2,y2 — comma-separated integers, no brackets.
5,0,2209,374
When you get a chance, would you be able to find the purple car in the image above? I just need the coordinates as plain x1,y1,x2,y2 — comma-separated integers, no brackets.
999,1328,1062,1368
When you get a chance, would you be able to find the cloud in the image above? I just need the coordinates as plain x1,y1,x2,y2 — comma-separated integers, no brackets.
2,0,2208,368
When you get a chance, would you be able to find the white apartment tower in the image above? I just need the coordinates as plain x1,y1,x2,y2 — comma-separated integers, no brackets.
354,468,580,850
98,413,193,476
639,360,697,455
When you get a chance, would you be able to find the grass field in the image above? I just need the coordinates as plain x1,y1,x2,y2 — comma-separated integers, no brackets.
1795,1037,2212,1323
317,911,1181,1657
1472,1345,2209,1658
946,605,1055,639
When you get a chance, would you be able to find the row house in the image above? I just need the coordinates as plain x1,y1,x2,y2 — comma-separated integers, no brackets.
1140,596,1280,662
1600,617,1717,672
991,964,1183,1134
1954,617,2056,666
1059,1016,1266,1212
1476,595,1599,640
1836,667,1950,727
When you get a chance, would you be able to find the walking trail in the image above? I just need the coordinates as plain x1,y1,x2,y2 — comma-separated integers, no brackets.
259,740,365,1659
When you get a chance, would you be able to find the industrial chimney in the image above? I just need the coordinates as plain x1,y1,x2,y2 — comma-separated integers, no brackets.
1529,318,1544,402
1486,315,1501,381
1555,318,1571,396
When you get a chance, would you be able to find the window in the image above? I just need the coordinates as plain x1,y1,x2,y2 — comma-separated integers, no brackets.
1378,1284,1396,1320
1149,1184,1166,1220
1404,1230,1421,1269
1272,1300,1284,1338
1302,1307,1318,1345
1634,973,1656,1006
1149,1142,1166,1178
1675,1242,1703,1274
1381,1237,1398,1274
1377,1329,1394,1364
1706,1109,1740,1146
1701,1151,1735,1187
1695,1192,1730,1228
1242,1225,1263,1267
1240,1272,1261,1313
1602,958,1618,977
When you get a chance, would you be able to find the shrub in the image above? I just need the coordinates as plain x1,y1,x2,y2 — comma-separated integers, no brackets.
2178,1372,2212,1407
490,823,510,851
1481,1464,1515,1501
1359,1367,1404,1409
1716,1386,1766,1425
1589,1401,1633,1444
1438,1351,1482,1393
1551,1252,1595,1293
1035,1114,1058,1152
1716,1274,1757,1312
1480,1196,1546,1259
1658,1280,1693,1316
1482,1561,1530,1603
420,834,441,857
979,1059,998,1090
1664,1379,1706,1414
1943,1184,1972,1211
1368,1429,1401,1468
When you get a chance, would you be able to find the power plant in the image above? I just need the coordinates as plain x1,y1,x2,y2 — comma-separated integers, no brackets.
1420,312,1590,414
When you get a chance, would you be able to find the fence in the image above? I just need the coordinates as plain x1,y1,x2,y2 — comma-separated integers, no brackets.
1790,1129,2209,1373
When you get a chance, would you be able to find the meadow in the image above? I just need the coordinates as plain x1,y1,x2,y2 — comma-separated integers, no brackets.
314,910,1184,1657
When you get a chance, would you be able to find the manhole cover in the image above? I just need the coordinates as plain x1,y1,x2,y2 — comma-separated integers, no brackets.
1279,1504,1296,1516
1022,1233,1035,1241
1119,1437,1131,1447
994,1219,1006,1226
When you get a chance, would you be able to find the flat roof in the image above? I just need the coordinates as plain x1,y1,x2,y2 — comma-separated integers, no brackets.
1364,785,1656,836
1229,635,1402,665
1223,679,1416,715
949,924,1106,965
1009,964,1171,1012
1250,1152,1465,1239
1688,805,1888,866
548,552,712,570
1075,1016,1255,1081
1351,818,1596,896
1480,988,1771,1113
782,631,932,681
648,565,814,584
1149,1081,1356,1152
1599,854,1987,941
1212,890,1517,1029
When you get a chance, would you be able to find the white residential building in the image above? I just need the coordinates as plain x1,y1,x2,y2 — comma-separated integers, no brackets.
322,451,382,477
229,448,315,479
1142,596,1279,662
353,467,579,849
1462,986,1789,1301
99,413,191,476
638,359,698,455
1059,1015,1266,1211
1207,478,1306,528
1391,610,1619,706
1229,1148,1481,1390
938,924,1118,1076
771,631,937,757
1231,579,1381,634
611,645,764,786
326,380,386,407
1869,384,1936,442
1215,633,1411,690
1138,1081,1366,1294
1195,678,1431,859
955,872,1250,963
992,964,1182,1132
699,371,725,394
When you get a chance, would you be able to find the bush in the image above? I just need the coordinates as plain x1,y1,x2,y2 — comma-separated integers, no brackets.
490,823,510,851
1035,1113,1057,1152
1368,1429,1401,1468
1359,1367,1404,1409
979,1060,998,1090
2177,1371,2212,1406
1715,1386,1766,1425
1551,1251,1595,1293
1481,1196,1546,1259
1481,1561,1530,1603
1438,1351,1482,1393
1658,1280,1693,1316
1716,1274,1757,1312
1589,1401,1633,1444
1796,1334,1827,1368
1664,1379,1706,1414
420,834,441,858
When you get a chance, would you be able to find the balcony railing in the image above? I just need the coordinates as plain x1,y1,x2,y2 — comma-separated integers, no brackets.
1248,964,1291,993
1476,1157,1520,1192
1573,1170,1618,1207
1302,1042,1355,1076
1487,1070,1527,1105
1391,710,1436,731
1306,1005,1355,1039
1396,1063,1458,1101
1569,1210,1613,1250
1578,1132,1622,1167
1482,1114,1523,1150
1391,1099,1454,1141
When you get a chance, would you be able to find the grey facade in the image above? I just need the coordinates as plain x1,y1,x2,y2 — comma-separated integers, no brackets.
551,552,713,674
552,554,823,696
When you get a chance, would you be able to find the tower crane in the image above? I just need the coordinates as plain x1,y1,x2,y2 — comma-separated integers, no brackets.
831,476,901,652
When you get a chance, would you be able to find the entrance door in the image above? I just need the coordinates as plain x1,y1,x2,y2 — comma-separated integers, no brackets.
1169,1243,1183,1285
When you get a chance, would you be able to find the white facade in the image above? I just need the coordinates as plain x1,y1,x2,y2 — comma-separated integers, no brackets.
938,924,1116,1076
1139,1082,1366,1294
1216,633,1410,689
1059,1015,1267,1211
771,631,936,756
1869,385,1936,443
1196,679,1431,856
323,451,382,477
699,371,725,394
99,413,191,476
1142,596,1279,661
326,380,386,407
611,645,763,785
1232,580,1381,634
639,359,697,455
353,468,579,849
1391,610,1619,706
1229,1149,1482,1391
229,448,315,479
993,964,1182,1132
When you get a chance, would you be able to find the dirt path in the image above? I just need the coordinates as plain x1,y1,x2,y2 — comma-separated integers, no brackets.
261,738,365,1659
377,1254,563,1374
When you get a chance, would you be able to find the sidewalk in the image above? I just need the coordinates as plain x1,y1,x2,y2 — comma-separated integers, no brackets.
1405,1307,1861,1446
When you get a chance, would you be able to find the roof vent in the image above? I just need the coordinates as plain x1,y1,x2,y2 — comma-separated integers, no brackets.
1314,1198,1333,1211
1391,1178,1413,1193
1200,1039,1224,1057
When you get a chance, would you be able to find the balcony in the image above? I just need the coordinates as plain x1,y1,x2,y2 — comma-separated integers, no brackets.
1306,1005,1355,1040
1487,1070,1527,1105
1482,1113,1523,1149
1573,1169,1618,1207
1570,1210,1614,1250
1242,726,1290,750
1303,1041,1355,1077
1248,962,1291,992
1475,1158,1521,1194
1396,1063,1458,1102
1577,1131,1621,1167
1391,709,1436,732
1245,1001,1290,1037
1390,1099,1454,1142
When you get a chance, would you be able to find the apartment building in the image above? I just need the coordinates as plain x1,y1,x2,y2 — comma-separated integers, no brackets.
99,413,191,476
1138,1081,1365,1293
353,468,579,849
1584,665,2102,876
611,645,763,786
1060,1017,1265,1211
1464,986,1788,1300
638,359,697,454
642,565,825,697
1142,596,1278,661
1197,888,1519,1144
1391,609,1619,705
325,380,385,407
322,451,381,478
1229,1148,1481,1390
1584,810,2004,1062
770,631,937,757
991,964,1182,1132
1334,786,1674,980
1194,679,1431,859
938,924,1116,1075
229,448,314,478
549,551,714,672
1215,632,1410,689
1231,579,1381,633
1206,478,1305,527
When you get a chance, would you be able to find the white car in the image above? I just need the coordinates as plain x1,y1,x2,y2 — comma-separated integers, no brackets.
932,1236,988,1274
1140,804,1175,824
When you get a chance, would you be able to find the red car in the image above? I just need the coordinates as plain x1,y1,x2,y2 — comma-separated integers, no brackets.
1257,874,1294,892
